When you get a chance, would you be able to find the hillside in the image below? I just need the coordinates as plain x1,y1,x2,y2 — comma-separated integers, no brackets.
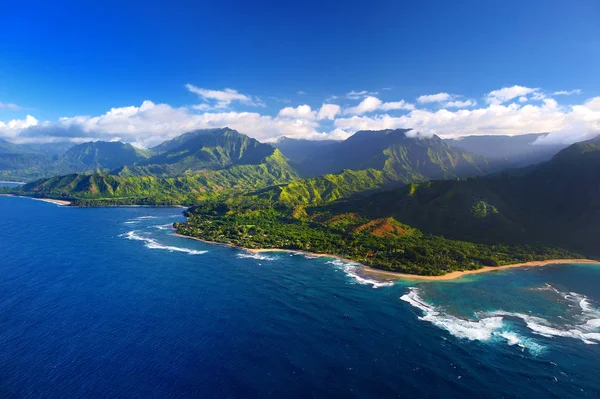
132,128,276,177
298,129,489,179
243,130,490,207
16,148,299,206
54,141,150,171
316,135,600,256
0,140,148,181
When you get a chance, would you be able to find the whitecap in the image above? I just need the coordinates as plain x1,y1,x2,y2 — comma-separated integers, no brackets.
237,252,276,261
153,223,174,231
327,260,394,289
401,288,548,353
496,331,546,355
401,288,503,341
120,231,207,255
487,310,600,345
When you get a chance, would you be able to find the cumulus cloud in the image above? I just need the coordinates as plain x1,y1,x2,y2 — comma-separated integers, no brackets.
334,97,600,145
1,85,598,148
1,101,340,147
277,104,340,121
344,96,414,115
417,93,451,104
278,104,315,120
444,99,476,108
0,115,38,138
317,104,340,120
486,85,541,105
185,84,264,109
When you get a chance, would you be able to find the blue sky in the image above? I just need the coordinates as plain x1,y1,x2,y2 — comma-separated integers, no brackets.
1,0,599,146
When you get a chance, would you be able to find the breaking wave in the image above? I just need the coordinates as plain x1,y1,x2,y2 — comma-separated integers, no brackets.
327,259,394,289
402,286,600,351
121,231,207,255
237,252,276,261
153,224,174,231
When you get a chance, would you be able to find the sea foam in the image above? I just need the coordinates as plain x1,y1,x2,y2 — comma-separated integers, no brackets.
327,259,394,289
236,252,276,261
121,231,207,255
401,288,546,354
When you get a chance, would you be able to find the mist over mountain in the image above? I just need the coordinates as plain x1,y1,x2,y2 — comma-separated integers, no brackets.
297,129,489,179
445,133,568,167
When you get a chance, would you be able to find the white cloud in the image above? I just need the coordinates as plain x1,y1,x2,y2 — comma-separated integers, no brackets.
185,84,264,109
1,85,598,149
344,96,414,115
344,96,382,115
380,100,415,111
0,101,339,147
297,90,306,95
277,103,341,121
346,90,378,100
334,97,600,145
0,115,38,138
486,85,541,105
278,104,315,120
317,104,340,120
0,102,22,111
417,93,451,104
553,89,582,96
444,100,476,108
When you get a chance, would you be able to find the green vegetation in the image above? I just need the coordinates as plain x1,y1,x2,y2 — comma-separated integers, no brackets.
15,150,299,206
7,129,600,276
175,203,576,276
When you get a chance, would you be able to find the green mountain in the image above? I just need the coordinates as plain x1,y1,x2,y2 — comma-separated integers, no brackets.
0,139,76,181
245,129,490,207
271,136,340,163
0,141,149,181
16,143,299,206
55,141,150,171
316,135,600,256
299,129,489,179
115,128,277,177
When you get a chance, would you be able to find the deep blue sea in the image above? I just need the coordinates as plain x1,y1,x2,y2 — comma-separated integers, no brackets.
1,195,600,398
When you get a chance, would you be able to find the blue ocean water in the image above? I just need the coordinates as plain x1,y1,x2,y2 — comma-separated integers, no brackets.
1,196,600,398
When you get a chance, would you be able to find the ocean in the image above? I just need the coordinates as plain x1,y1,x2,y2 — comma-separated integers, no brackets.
1,195,599,398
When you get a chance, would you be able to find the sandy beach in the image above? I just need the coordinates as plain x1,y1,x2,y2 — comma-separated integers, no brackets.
362,259,600,281
172,233,600,281
0,194,71,206
35,198,72,206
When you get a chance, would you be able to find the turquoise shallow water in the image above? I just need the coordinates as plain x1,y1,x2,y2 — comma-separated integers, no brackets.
0,195,599,398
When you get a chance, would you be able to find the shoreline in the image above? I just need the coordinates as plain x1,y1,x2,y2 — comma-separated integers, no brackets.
172,233,600,281
34,198,72,206
172,233,362,264
361,259,600,281
0,194,71,206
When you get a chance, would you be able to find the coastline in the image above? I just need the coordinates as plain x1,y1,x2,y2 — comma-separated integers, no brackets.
362,259,600,281
34,198,72,206
0,194,71,206
172,233,600,281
